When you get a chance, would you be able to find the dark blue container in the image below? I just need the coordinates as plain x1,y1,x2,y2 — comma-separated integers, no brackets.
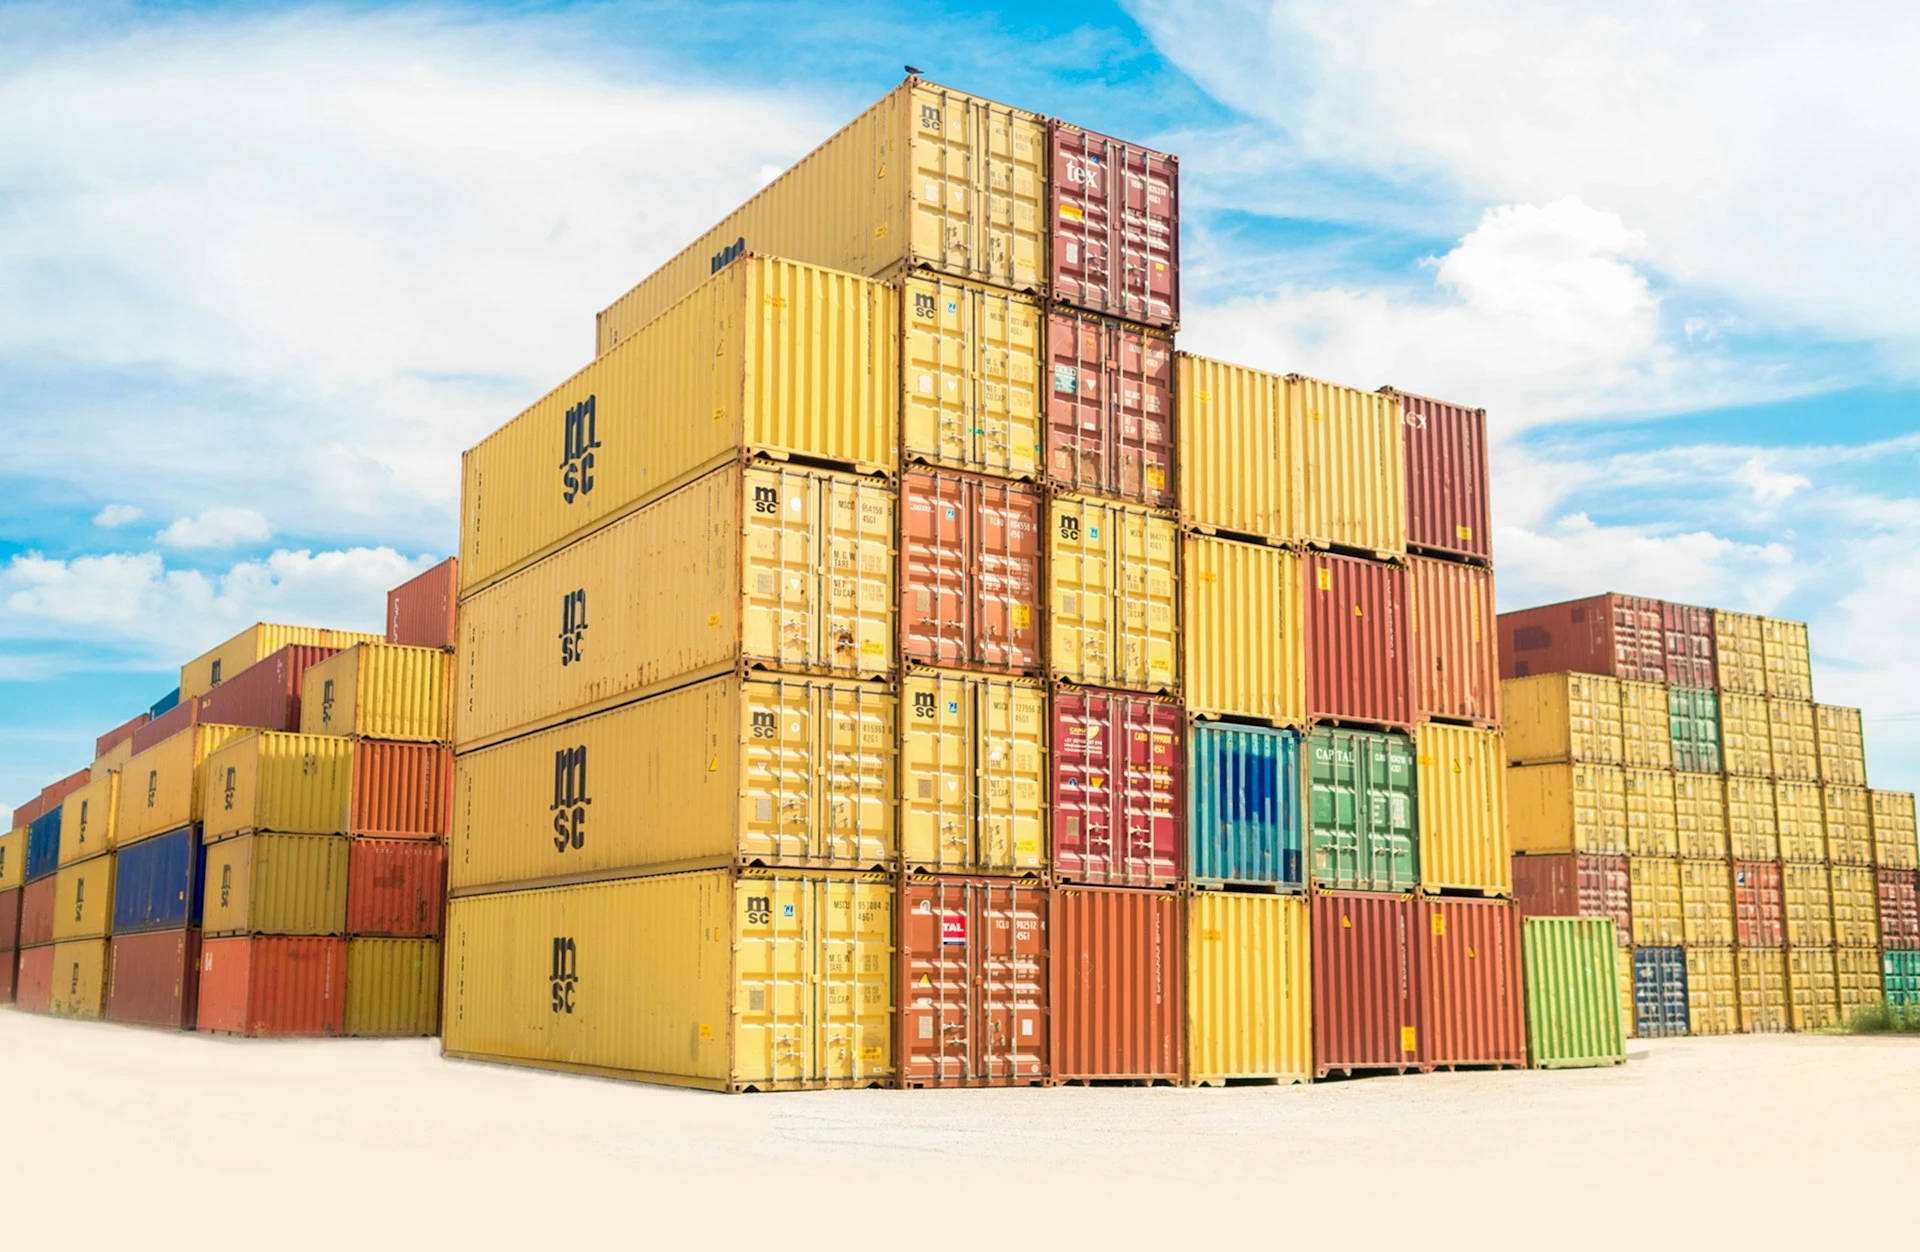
113,825,206,934
24,805,61,882
1633,946,1690,1038
149,687,181,719
1188,722,1305,889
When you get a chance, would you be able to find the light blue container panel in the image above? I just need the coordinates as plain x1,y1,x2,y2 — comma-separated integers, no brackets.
1188,722,1304,889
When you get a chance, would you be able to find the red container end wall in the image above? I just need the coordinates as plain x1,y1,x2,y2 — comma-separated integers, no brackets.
107,928,201,1029
198,935,348,1037
1050,687,1182,887
387,557,458,650
1047,122,1179,329
897,874,1049,1088
1407,556,1499,725
0,886,18,949
13,796,45,828
1305,552,1410,727
17,944,53,1013
1423,897,1525,1068
19,875,56,948
131,697,200,756
1498,594,1667,683
1511,853,1632,948
95,712,150,760
0,950,14,1004
1734,861,1785,948
39,768,91,815
1661,602,1717,688
1045,308,1175,507
1878,869,1919,948
1311,890,1430,1077
1387,388,1491,564
352,741,452,839
1051,884,1184,1083
900,468,1044,673
347,839,446,937
199,644,339,734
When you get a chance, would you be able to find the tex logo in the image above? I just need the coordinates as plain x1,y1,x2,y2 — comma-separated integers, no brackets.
561,394,601,504
559,589,588,666
549,937,579,1014
1063,151,1102,193
550,746,589,853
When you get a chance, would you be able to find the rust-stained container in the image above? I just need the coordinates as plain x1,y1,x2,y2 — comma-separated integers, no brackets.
1506,763,1627,856
456,461,896,751
17,943,53,1013
197,935,348,1036
1761,618,1813,700
1178,353,1294,543
106,927,200,1029
202,832,350,937
180,623,382,703
1185,891,1311,1084
1311,890,1428,1076
900,273,1043,478
347,839,445,938
1050,883,1184,1083
203,732,353,841
1679,859,1734,947
896,874,1048,1087
132,696,199,756
1500,673,1621,765
120,724,255,847
39,768,91,817
93,732,136,777
1183,535,1303,725
1529,920,1625,1064
387,557,457,651
95,713,149,762
1407,557,1498,725
1686,946,1737,1036
1050,687,1181,887
1878,868,1919,946
1836,947,1882,1023
1498,594,1666,683
1048,492,1179,694
1423,897,1524,1068
1660,602,1717,688
1775,780,1825,862
20,874,56,947
1674,772,1728,859
1725,776,1779,861
1624,767,1678,857
1823,784,1873,866
0,885,18,949
1767,698,1818,782
1785,947,1839,1032
1712,609,1766,695
1046,308,1175,506
1386,388,1490,564
1048,121,1178,328
52,852,114,942
345,937,442,1036
1294,375,1406,558
1828,864,1879,948
1737,947,1789,1033
49,937,109,1018
1871,790,1917,870
301,643,450,743
1618,681,1672,769
1416,723,1508,895
1628,856,1683,946
1510,852,1631,947
1781,860,1833,948
352,741,450,840
0,948,12,1003
1733,861,1785,948
12,796,44,830
899,467,1043,673
1814,704,1866,786
1303,551,1408,727
198,644,338,733
1720,692,1773,778
900,669,1046,875
59,770,118,866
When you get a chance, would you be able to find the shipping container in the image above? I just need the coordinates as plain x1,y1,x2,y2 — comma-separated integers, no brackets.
25,805,60,882
113,826,204,935
1624,768,1678,858
1501,673,1621,766
456,460,895,751
444,868,893,1091
1048,121,1179,328
1767,698,1818,782
1733,861,1785,948
0,825,19,891
351,741,450,840
1631,946,1689,1037
1304,552,1408,726
1616,945,1636,1040
1667,687,1722,775
1660,602,1717,688
451,672,895,891
40,767,92,815
1877,869,1919,948
181,623,381,703
896,874,1048,1087
106,927,199,1029
1520,917,1623,1067
1822,784,1872,866
899,467,1042,673
1781,860,1833,948
1673,772,1728,859
1686,946,1737,1036
1883,950,1920,1009
49,937,109,1018
1509,853,1631,946
1406,557,1498,725
52,852,114,942
202,832,350,937
1183,535,1303,725
347,840,446,938
1045,308,1175,506
1177,354,1294,544
301,644,450,743
17,944,53,1013
1836,947,1883,1024
0,947,12,1004
1813,704,1866,786
1828,864,1879,949
1679,858,1734,947
1775,780,1825,862
1048,492,1179,694
1737,947,1789,1033
0,885,17,950
1497,594,1666,683
119,724,254,848
1310,890,1428,1076
900,669,1046,875
1185,891,1310,1084
1871,790,1917,871
1385,388,1491,564
1423,897,1525,1068
1415,724,1508,896
900,273,1044,478
1761,618,1813,701
1628,856,1683,946
1785,947,1839,1032
12,795,43,830
387,557,458,651
20,875,55,947
345,938,442,1037
203,732,352,841
198,935,348,1037
148,686,180,719
1618,681,1671,770
1725,776,1779,861
131,695,199,757
1506,763,1627,856
594,79,1045,351
95,712,149,761
1187,722,1303,890
58,770,118,865
1719,692,1773,778
1047,694,1175,895
197,644,339,734
1051,884,1184,1083
1711,609,1765,695
1307,726,1417,892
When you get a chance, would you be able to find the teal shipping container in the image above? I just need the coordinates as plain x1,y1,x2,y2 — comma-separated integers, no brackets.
1188,723,1304,889
1668,687,1722,774
1522,916,1626,1068
1885,950,1920,1008
1307,726,1416,892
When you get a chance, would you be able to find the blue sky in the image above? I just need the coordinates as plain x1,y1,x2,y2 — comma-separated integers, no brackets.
2,0,1918,796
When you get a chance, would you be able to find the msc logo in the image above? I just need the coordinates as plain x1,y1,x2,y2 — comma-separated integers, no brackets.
751,485,778,515
561,395,601,504
744,894,772,926
219,864,233,909
210,658,224,687
1057,514,1081,542
559,589,588,666
223,766,237,812
147,769,159,808
919,104,942,132
78,799,90,839
749,710,776,740
550,746,590,854
73,878,85,921
320,678,337,729
709,236,746,275
549,937,579,1014
912,690,937,720
913,291,937,320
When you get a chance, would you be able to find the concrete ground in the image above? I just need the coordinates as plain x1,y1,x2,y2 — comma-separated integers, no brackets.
3,1010,1914,1248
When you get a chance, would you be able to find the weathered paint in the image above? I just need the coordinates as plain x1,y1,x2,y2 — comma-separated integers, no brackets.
896,874,1048,1087
1520,917,1625,1068
1186,891,1310,1084
1050,884,1184,1083
1618,680,1671,770
1387,387,1491,563
1049,687,1182,887
1781,860,1834,948
1785,947,1839,1032
1623,768,1678,857
898,467,1043,673
1187,721,1303,890
1733,861,1785,948
1415,723,1508,896
345,938,442,1037
1048,122,1179,328
1506,763,1627,856
1307,726,1417,892
1302,551,1408,727
899,669,1046,875
1500,673,1621,766
899,274,1043,479
1310,890,1428,1076
202,732,354,840
198,935,349,1036
1047,493,1179,694
1045,308,1175,506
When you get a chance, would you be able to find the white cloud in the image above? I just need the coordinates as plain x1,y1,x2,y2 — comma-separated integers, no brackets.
1733,457,1811,508
92,504,143,527
155,507,275,550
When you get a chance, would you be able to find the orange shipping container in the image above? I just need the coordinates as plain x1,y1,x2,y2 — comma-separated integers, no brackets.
898,467,1042,673
896,874,1048,1088
1050,885,1183,1083
197,935,348,1036
1406,556,1498,725
352,741,450,840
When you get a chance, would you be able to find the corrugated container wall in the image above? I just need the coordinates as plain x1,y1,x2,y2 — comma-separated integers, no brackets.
1815,705,1866,786
1506,763,1627,856
52,854,114,941
106,928,199,1029
203,733,353,841
1629,856,1684,945
1308,727,1417,892
198,935,348,1036
113,826,204,935
202,833,350,937
1661,602,1716,687
1048,493,1179,694
346,840,446,938
1498,594,1665,683
198,644,339,735
1311,891,1428,1076
1407,557,1498,725
1775,780,1825,862
1510,853,1631,947
1388,388,1491,564
1618,681,1672,769
1047,122,1179,328
1050,885,1184,1083
1761,618,1813,700
1520,917,1625,1068
1632,946,1689,1038
1835,948,1882,1023
1188,722,1303,890
26,807,61,882
1046,309,1175,506
896,875,1048,1087
387,557,458,651
1824,785,1872,866
1424,898,1525,1067
1673,772,1729,859
40,768,90,815
1187,892,1311,1084
20,875,55,946
1416,724,1508,896
1050,688,1181,887
1781,860,1833,947
1293,374,1405,558
1178,354,1294,544
898,467,1042,673
898,669,1045,875
0,826,20,891
59,770,118,865
120,725,261,847
0,886,18,947
1786,947,1839,1032
1303,552,1408,727
1767,698,1818,783
345,938,442,1037
353,741,450,840
95,713,149,761
131,696,198,757
1720,693,1773,777
1668,687,1722,775
899,274,1042,478
301,644,450,743
1679,858,1733,947
1828,863,1879,948
1737,947,1789,1033
1712,609,1766,694
1182,536,1302,725
1687,946,1737,1036
17,945,52,1013
1889,951,1920,1008
1624,767,1678,857
1502,673,1621,766
1733,860,1785,948
1876,869,1919,947
1874,791,1918,870
180,623,381,702
50,938,109,1018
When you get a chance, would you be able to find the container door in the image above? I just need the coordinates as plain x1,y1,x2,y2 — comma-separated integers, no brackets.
980,882,1047,1082
971,477,1042,671
1117,696,1181,886
899,878,976,1082
899,276,1041,478
900,671,976,871
1048,125,1178,328
1110,317,1175,506
1050,689,1115,882
814,874,892,1086
977,679,1046,874
1045,310,1109,497
905,84,1045,294
1115,505,1178,694
900,469,973,667
1048,496,1113,686
735,876,814,1086
818,685,894,868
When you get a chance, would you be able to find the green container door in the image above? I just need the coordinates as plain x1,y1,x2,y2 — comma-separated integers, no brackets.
1307,727,1416,892
1522,916,1626,1068
1886,951,1920,1008
1668,687,1722,774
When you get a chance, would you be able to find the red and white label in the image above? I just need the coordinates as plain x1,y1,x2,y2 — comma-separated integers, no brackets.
941,913,968,946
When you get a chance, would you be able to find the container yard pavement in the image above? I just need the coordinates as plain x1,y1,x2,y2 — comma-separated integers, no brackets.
4,1015,1914,1249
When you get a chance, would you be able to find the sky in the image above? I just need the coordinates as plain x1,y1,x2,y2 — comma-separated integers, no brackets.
2,0,1917,797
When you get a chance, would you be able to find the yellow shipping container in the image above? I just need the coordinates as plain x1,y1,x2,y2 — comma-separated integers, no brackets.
1416,723,1509,895
1506,762,1627,856
1767,698,1818,782
444,868,894,1092
595,80,1045,353
202,832,349,937
1872,790,1918,871
1617,681,1671,769
1829,865,1880,948
1719,692,1773,778
1048,493,1178,694
901,272,1043,478
346,938,442,1037
456,460,896,751
1673,772,1728,859
1712,609,1766,695
1624,767,1678,857
301,644,450,744
1187,891,1311,1085
1628,856,1683,946
181,623,381,701
1814,704,1866,786
1182,535,1303,724
1725,776,1779,861
120,725,256,848
1679,859,1733,947
1781,860,1833,948
49,938,109,1019
58,769,118,866
1291,374,1405,558
1617,945,1637,1039
1178,354,1295,544
1822,784,1872,867
1761,617,1813,700
1737,947,1789,1033
1835,947,1883,1025
52,851,115,942
1500,673,1621,766
0,826,22,891
202,733,353,841
1686,947,1738,1036
93,734,135,777
1786,947,1839,1032
900,669,1045,875
1774,780,1825,862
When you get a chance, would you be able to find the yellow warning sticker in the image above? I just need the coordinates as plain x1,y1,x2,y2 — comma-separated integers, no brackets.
1431,914,1445,937
1417,755,1432,767
861,640,885,654
1353,604,1364,618
1317,568,1331,591
1199,570,1217,584
699,1023,713,1040
1011,605,1031,629
1341,914,1352,929
1456,524,1473,541
1059,203,1084,222
1467,946,1477,960
1401,1026,1418,1053
917,973,933,987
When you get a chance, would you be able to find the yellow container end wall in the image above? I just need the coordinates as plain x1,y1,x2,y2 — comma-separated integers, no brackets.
1712,609,1766,695
1814,705,1866,787
1617,680,1671,769
900,273,1042,478
93,735,135,776
1616,946,1636,1039
1774,780,1826,862
202,733,353,841
1047,494,1179,694
52,853,115,941
0,827,23,891
1725,775,1779,861
1719,693,1773,778
1872,790,1918,871
1836,947,1883,1023
120,725,258,847
1822,785,1872,867
180,623,381,701
899,670,1046,875
1780,860,1833,948
1766,698,1818,782
1183,536,1303,724
1417,724,1509,894
1673,772,1728,859
1506,763,1627,856
1786,947,1839,1032
1828,864,1880,948
1187,892,1311,1084
1686,947,1738,1036
1624,768,1678,857
346,938,442,1037
1290,374,1405,558
1678,859,1733,947
443,869,894,1091
1177,354,1296,544
1628,856,1683,946
59,770,118,863
1737,948,1788,1033
302,644,451,743
1761,617,1813,701
1500,674,1621,766
202,833,349,937
49,939,110,1019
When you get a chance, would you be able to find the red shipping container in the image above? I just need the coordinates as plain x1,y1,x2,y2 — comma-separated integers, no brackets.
12,795,45,828
1304,552,1410,727
347,839,446,937
0,948,14,1004
95,712,150,760
1047,122,1178,329
1050,687,1182,887
197,935,347,1036
19,875,56,948
388,557,458,651
899,468,1043,672
17,944,54,1014
1045,308,1175,507
107,928,201,1029
1878,869,1919,948
1511,853,1632,947
353,741,452,839
1422,897,1525,1068
0,885,18,950
199,644,339,733
1498,593,1667,683
1050,884,1183,1083
1311,890,1430,1077
131,696,200,756
1386,387,1491,564
39,768,90,815
1734,861,1785,948
1407,556,1500,725
897,874,1049,1088
1661,602,1717,688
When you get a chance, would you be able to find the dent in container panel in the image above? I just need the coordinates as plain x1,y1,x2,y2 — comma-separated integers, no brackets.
1050,686,1181,887
198,935,348,1036
898,467,1042,673
106,928,200,1029
896,874,1048,1087
1661,602,1716,687
1712,609,1766,694
1187,722,1303,890
1048,122,1179,329
1182,535,1303,726
386,557,458,651
899,669,1046,876
1870,790,1916,870
1186,892,1311,1085
1497,594,1666,683
1510,852,1631,947
1050,884,1184,1084
1423,898,1525,1068
1310,890,1428,1077
1047,493,1179,694
1406,556,1498,726
1045,309,1174,506
1878,869,1919,948
1302,551,1408,728
899,273,1043,478
1384,387,1491,564
1733,861,1784,948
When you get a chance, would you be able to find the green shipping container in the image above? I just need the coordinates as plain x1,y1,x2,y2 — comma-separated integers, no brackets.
1885,950,1920,1008
1307,727,1416,892
1522,916,1627,1069
1668,687,1722,775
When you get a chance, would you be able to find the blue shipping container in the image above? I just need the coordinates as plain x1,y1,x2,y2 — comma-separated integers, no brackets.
25,805,61,882
113,825,205,934
1633,946,1690,1037
1188,722,1304,889
149,687,181,719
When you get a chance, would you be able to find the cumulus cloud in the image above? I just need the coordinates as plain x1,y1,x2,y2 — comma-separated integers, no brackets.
92,504,143,527
155,507,274,550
